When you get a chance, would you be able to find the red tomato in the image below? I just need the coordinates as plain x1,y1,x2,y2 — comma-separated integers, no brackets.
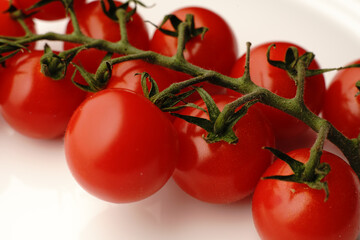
150,6,238,97
0,1,35,38
64,1,149,73
0,51,87,139
13,0,86,21
252,148,360,240
229,42,325,140
65,88,179,203
322,59,360,139
172,95,275,204
107,59,178,94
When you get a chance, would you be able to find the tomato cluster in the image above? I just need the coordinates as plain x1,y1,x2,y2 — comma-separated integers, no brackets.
0,1,359,239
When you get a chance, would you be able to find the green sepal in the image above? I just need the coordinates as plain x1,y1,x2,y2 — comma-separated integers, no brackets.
159,88,197,110
355,81,360,97
100,0,148,22
207,99,259,144
26,0,74,13
155,14,183,37
27,0,59,10
40,44,68,80
264,147,305,174
40,44,79,80
205,127,238,144
163,102,204,113
138,72,159,99
4,3,35,19
171,113,213,133
71,64,97,92
149,13,208,43
171,88,258,144
138,72,202,112
195,87,220,123
263,147,331,201
267,44,316,81
100,0,118,21
158,88,206,113
0,49,22,67
71,51,112,92
266,44,289,72
71,57,112,93
226,100,258,128
25,0,70,17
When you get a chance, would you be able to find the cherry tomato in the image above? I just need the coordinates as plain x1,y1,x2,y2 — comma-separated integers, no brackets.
150,6,238,97
64,1,149,73
229,42,325,140
0,1,35,40
13,0,86,21
172,95,275,204
252,148,360,240
107,59,178,95
65,88,179,203
0,51,87,139
322,59,360,139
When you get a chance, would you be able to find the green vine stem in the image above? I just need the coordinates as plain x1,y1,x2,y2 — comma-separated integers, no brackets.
0,2,360,180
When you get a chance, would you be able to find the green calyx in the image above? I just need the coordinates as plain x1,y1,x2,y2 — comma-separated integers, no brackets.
137,71,202,112
266,44,316,82
263,147,331,201
266,44,360,81
172,88,258,144
355,81,360,97
40,44,73,80
137,72,252,144
20,0,72,17
148,13,208,44
71,52,113,92
101,0,148,22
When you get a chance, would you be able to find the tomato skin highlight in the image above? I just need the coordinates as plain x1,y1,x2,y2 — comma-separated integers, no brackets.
64,0,149,73
0,51,87,139
322,59,360,139
150,6,238,98
252,149,360,240
172,95,275,204
229,42,325,140
65,88,179,203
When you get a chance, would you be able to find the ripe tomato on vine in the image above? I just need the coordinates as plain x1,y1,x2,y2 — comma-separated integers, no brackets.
150,6,238,98
252,148,360,240
64,0,150,73
172,95,275,204
0,51,87,139
65,88,179,203
322,59,360,139
229,42,325,141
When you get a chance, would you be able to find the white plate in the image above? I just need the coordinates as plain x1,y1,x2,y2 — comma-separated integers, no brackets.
1,0,360,239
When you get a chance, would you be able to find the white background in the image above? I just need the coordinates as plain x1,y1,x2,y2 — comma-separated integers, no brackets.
1,0,360,239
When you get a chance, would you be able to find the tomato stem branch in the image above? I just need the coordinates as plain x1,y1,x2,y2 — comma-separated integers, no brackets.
0,18,360,180
174,22,188,61
116,8,129,44
67,3,83,35
304,123,330,181
294,54,307,106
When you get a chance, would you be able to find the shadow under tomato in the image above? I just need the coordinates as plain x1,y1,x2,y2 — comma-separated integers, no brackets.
154,179,258,240
79,178,258,240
